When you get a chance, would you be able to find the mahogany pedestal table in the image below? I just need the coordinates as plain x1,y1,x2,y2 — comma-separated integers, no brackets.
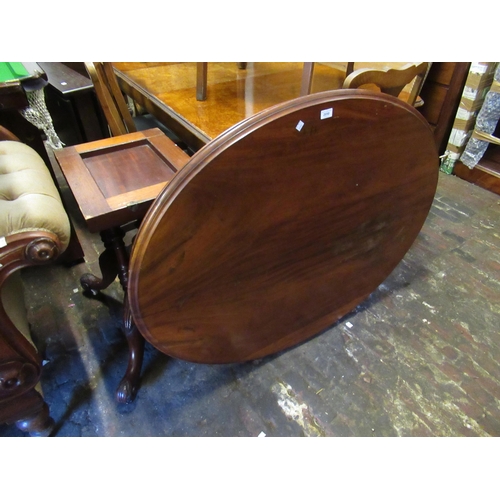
56,90,439,404
54,128,190,402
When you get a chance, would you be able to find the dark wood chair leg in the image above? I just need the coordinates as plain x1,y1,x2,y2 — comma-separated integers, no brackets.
15,400,55,437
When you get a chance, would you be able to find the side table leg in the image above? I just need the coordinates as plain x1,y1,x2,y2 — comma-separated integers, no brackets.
80,228,123,294
80,227,145,403
116,300,145,404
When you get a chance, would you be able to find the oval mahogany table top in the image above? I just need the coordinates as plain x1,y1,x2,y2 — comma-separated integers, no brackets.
128,89,438,364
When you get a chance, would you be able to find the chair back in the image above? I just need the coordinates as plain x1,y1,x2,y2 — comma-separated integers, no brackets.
85,62,137,136
342,63,430,106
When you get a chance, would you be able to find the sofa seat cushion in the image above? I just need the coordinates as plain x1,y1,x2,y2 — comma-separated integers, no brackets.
0,141,70,250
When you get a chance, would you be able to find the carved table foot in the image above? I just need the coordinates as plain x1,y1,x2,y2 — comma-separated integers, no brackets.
80,227,126,295
116,301,145,404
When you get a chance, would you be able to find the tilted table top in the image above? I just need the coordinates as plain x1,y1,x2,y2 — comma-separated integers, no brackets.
128,90,439,364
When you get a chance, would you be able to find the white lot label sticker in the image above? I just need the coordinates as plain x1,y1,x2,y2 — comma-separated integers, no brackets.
321,108,333,120
296,120,305,131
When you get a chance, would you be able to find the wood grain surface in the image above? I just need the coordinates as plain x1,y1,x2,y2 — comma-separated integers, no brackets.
128,90,439,364
54,128,190,232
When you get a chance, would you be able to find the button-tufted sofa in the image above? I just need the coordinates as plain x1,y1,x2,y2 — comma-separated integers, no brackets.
0,125,71,436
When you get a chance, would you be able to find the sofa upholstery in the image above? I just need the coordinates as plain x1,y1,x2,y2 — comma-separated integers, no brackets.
0,130,70,436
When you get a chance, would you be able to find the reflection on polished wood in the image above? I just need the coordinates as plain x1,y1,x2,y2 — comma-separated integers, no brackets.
112,62,418,150
113,62,348,143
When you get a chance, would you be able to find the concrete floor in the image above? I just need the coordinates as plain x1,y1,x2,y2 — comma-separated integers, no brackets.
1,167,500,437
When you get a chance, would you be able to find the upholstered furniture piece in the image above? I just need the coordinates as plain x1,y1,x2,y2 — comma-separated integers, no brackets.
0,126,71,435
55,90,438,405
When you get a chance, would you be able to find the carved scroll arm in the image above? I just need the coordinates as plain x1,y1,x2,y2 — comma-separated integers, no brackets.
0,230,64,399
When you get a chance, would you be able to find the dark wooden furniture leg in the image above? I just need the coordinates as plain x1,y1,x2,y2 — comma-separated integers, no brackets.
14,395,55,437
80,228,123,294
117,300,145,404
109,228,144,404
196,63,208,101
81,227,144,403
1,370,55,437
300,62,315,96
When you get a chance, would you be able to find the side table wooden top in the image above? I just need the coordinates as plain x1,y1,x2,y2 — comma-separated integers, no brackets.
54,128,190,233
